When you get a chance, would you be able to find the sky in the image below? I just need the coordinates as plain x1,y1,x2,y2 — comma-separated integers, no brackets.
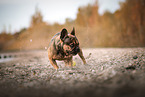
0,0,125,34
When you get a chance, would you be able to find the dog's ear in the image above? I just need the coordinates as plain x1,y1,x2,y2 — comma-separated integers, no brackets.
71,27,75,35
60,28,68,41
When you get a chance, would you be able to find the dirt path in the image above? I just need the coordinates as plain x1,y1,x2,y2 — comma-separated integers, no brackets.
0,48,145,97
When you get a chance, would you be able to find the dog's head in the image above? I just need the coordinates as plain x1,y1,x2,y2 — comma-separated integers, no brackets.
60,28,80,56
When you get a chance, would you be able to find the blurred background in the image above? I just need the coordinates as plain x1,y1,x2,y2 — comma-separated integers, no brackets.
0,0,145,51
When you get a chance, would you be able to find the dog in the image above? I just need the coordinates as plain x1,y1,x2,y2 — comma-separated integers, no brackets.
48,28,86,70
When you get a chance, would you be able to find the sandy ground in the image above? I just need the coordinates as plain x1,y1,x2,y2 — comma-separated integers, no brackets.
0,48,145,97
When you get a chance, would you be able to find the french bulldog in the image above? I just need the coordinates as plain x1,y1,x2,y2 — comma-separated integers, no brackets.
48,28,86,70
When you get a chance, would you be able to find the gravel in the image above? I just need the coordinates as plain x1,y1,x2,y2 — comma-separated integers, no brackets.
0,48,145,97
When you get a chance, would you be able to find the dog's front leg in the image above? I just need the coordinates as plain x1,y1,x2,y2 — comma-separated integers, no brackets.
68,57,73,67
64,57,73,67
64,60,68,67
49,58,59,70
78,49,86,64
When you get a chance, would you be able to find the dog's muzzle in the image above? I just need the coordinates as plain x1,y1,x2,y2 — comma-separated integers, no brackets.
71,46,80,55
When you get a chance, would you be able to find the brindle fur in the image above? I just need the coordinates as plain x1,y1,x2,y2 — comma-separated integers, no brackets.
48,28,86,70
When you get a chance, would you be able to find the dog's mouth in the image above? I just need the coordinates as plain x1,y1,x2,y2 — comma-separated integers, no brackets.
65,51,77,56
64,45,80,56
69,46,80,55
72,48,80,55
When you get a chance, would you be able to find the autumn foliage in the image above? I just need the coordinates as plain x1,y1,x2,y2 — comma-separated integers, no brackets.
75,0,145,47
0,0,145,51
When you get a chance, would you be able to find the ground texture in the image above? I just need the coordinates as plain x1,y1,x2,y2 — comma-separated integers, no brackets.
0,48,145,97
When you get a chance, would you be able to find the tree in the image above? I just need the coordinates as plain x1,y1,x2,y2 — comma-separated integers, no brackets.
118,0,145,46
30,6,43,26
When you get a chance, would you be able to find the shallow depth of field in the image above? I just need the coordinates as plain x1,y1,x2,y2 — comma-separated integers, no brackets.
0,48,145,97
0,0,145,50
0,0,145,97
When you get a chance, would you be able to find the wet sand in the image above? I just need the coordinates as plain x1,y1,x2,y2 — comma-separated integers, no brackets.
0,48,145,97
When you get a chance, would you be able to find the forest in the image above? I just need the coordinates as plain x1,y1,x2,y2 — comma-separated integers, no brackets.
0,0,145,51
